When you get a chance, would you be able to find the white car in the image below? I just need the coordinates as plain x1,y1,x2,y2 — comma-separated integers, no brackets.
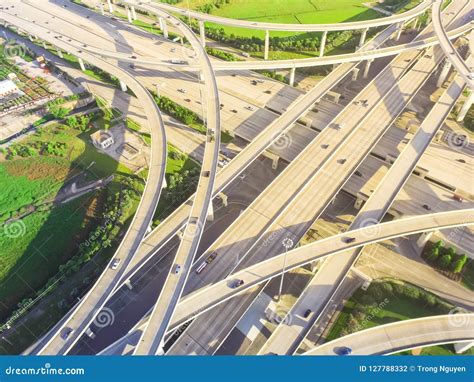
111,258,121,270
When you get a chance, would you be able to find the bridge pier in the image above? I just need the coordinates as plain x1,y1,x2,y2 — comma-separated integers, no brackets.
289,67,296,87
131,6,137,20
207,202,214,221
351,68,359,81
456,90,473,122
57,48,63,58
28,34,34,42
99,2,105,15
106,0,114,13
359,28,368,48
416,231,434,249
436,60,452,88
218,192,228,207
363,59,373,78
124,279,133,290
454,341,474,354
412,17,419,31
119,80,128,92
354,194,365,210
126,7,133,23
264,30,270,60
78,57,86,71
395,22,403,41
199,21,206,47
159,17,169,39
319,31,327,57
42,41,48,49
162,176,167,189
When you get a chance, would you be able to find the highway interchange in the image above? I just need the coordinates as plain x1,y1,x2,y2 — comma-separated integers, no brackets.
1,0,473,356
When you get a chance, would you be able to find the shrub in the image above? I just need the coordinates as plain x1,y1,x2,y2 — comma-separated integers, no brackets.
438,254,452,269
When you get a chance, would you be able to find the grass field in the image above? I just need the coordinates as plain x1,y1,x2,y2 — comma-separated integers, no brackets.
174,0,381,37
325,279,454,342
0,120,127,320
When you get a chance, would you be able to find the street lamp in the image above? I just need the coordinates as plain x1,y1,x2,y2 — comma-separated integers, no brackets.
277,237,293,302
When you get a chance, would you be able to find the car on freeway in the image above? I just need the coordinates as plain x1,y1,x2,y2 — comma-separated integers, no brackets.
422,204,431,211
231,109,238,113
245,105,255,111
232,279,244,288
61,327,74,340
335,346,352,356
178,88,186,93
344,237,356,244
303,309,312,318
111,258,121,270
206,252,217,264
184,98,191,102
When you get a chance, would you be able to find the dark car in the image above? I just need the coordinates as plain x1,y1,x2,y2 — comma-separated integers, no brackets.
335,346,352,356
231,109,238,113
303,309,312,318
344,237,356,244
422,204,431,211
232,279,244,288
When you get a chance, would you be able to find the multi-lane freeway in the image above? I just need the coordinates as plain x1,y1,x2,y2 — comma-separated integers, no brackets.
2,0,472,357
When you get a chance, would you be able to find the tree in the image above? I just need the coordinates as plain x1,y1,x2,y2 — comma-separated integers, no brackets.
438,254,452,269
427,246,440,261
452,254,468,273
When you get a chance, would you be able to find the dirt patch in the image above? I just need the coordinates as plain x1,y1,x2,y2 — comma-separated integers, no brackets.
4,157,73,181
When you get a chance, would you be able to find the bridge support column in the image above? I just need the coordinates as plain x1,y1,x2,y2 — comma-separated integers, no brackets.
119,79,128,92
416,231,433,249
351,68,359,81
412,17,419,30
289,67,296,87
454,341,474,354
436,61,452,88
131,6,137,20
28,34,34,42
363,59,373,79
57,48,63,58
126,7,133,23
159,17,169,39
395,22,403,41
199,21,206,47
456,91,473,122
106,0,114,13
124,279,133,290
358,28,368,48
354,195,364,210
42,41,48,49
264,30,270,60
218,192,228,207
207,203,214,221
162,176,167,189
99,2,105,15
78,57,86,71
319,31,327,57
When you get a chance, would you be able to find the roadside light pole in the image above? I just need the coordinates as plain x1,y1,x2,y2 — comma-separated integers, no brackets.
278,238,293,302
